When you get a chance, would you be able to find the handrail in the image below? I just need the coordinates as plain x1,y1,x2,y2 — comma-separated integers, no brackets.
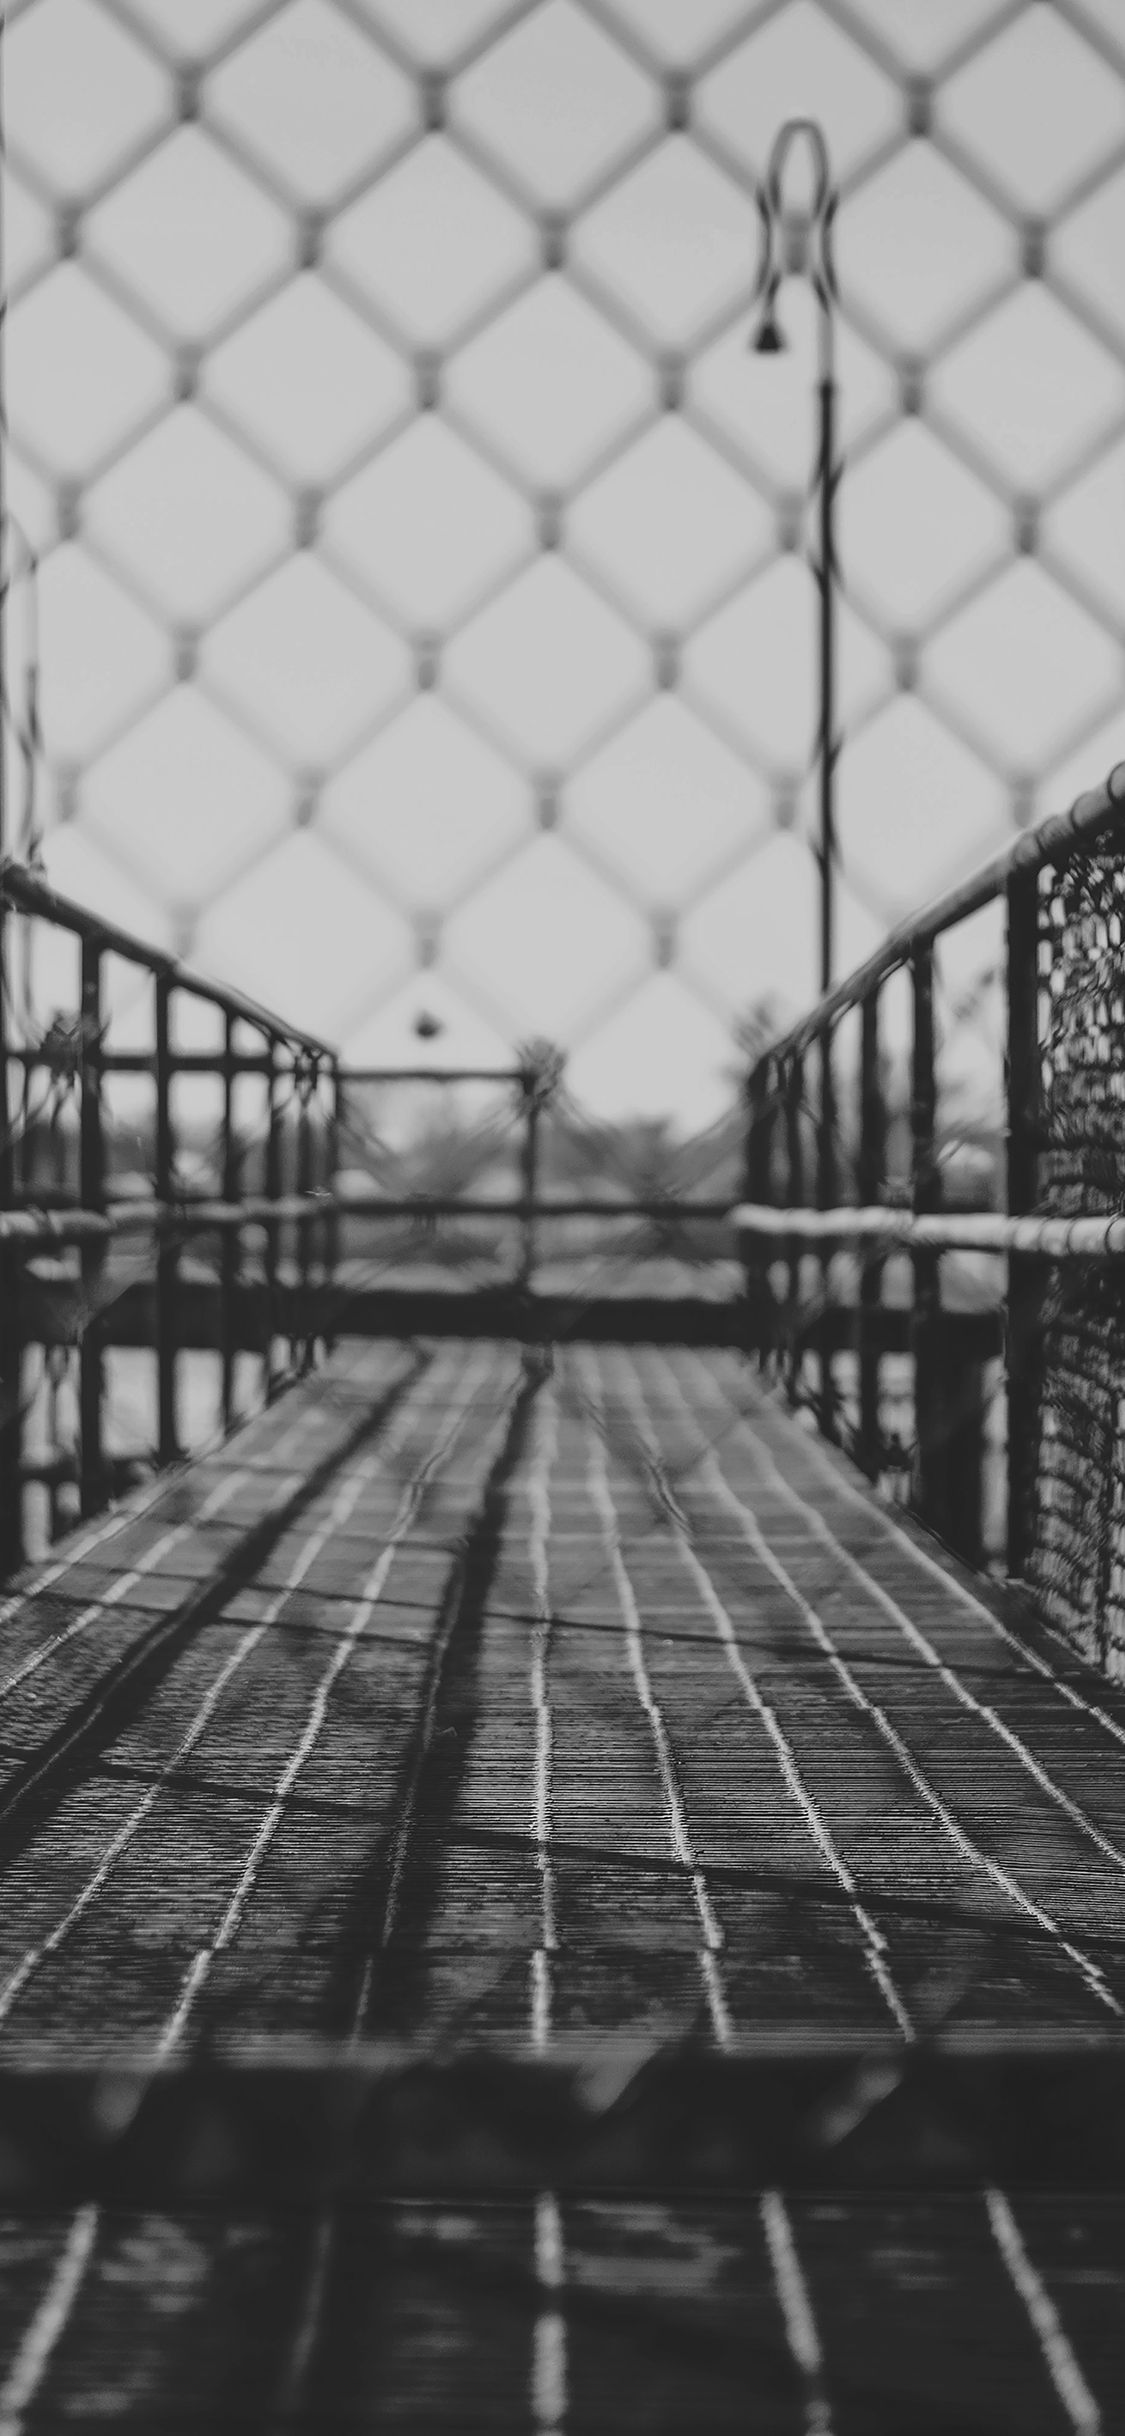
0,855,344,1563
0,1194,741,1251
0,861,334,1056
50,1185,1125,1262
220,1192,734,1221
0,1196,332,1248
0,853,744,1571
735,1205,1125,1258
762,762,1125,1059
342,1066,524,1086
739,754,1125,1612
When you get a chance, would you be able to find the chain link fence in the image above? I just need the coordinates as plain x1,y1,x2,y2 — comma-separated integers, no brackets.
3,0,1125,1129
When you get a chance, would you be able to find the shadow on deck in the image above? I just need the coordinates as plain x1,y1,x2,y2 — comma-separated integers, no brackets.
0,1336,1123,2429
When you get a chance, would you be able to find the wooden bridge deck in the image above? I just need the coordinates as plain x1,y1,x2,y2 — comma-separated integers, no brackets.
2,1338,1125,2429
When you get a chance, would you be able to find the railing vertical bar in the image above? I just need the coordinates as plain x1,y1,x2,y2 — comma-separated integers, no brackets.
910,941,945,1539
1005,863,1043,1581
263,1036,281,1404
154,972,178,1467
16,1028,33,1203
784,1049,804,1405
310,1062,325,1360
744,1057,774,1363
78,937,105,1520
49,1074,69,1545
325,1056,342,1354
0,903,23,1575
817,1021,837,1440
518,1065,539,1293
745,1058,770,1203
18,1043,36,1203
219,1010,237,1434
857,989,884,1480
296,1059,313,1373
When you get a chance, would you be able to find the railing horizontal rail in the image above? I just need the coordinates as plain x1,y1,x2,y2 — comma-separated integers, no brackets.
0,1194,740,1250
0,862,333,1055
17,1049,299,1078
742,757,1125,1624
0,1197,326,1247
0,859,178,971
342,1066,524,1086
735,1205,1125,1258
3,847,712,1565
0,856,353,1566
237,1194,736,1222
769,762,1125,1058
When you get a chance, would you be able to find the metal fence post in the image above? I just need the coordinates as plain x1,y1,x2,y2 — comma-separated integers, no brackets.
220,1009,238,1433
743,1056,774,1362
325,1056,343,1353
296,1056,313,1372
817,1022,837,1439
1005,862,1042,1578
857,989,884,1480
0,903,23,1575
745,1056,770,1203
154,972,179,1467
78,937,105,1518
910,942,946,1537
517,1063,539,1293
784,1049,804,1404
263,1034,281,1404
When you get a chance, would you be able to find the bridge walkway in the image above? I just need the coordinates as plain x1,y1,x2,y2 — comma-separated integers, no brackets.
1,1337,1124,2430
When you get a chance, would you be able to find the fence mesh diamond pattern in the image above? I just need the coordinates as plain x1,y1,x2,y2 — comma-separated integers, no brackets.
4,0,1125,1121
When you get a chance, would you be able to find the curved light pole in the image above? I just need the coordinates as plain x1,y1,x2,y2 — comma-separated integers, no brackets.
750,119,839,1000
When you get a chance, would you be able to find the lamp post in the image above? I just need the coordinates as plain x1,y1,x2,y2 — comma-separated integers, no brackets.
750,119,839,1001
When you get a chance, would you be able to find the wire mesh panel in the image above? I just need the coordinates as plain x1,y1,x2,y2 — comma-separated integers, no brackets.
738,775,1125,1606
4,0,1125,1126
1031,842,1125,1671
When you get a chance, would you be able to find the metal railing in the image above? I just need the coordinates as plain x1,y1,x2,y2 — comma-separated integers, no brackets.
23,743,1125,1637
737,762,1125,1653
0,858,341,1572
0,863,750,1575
